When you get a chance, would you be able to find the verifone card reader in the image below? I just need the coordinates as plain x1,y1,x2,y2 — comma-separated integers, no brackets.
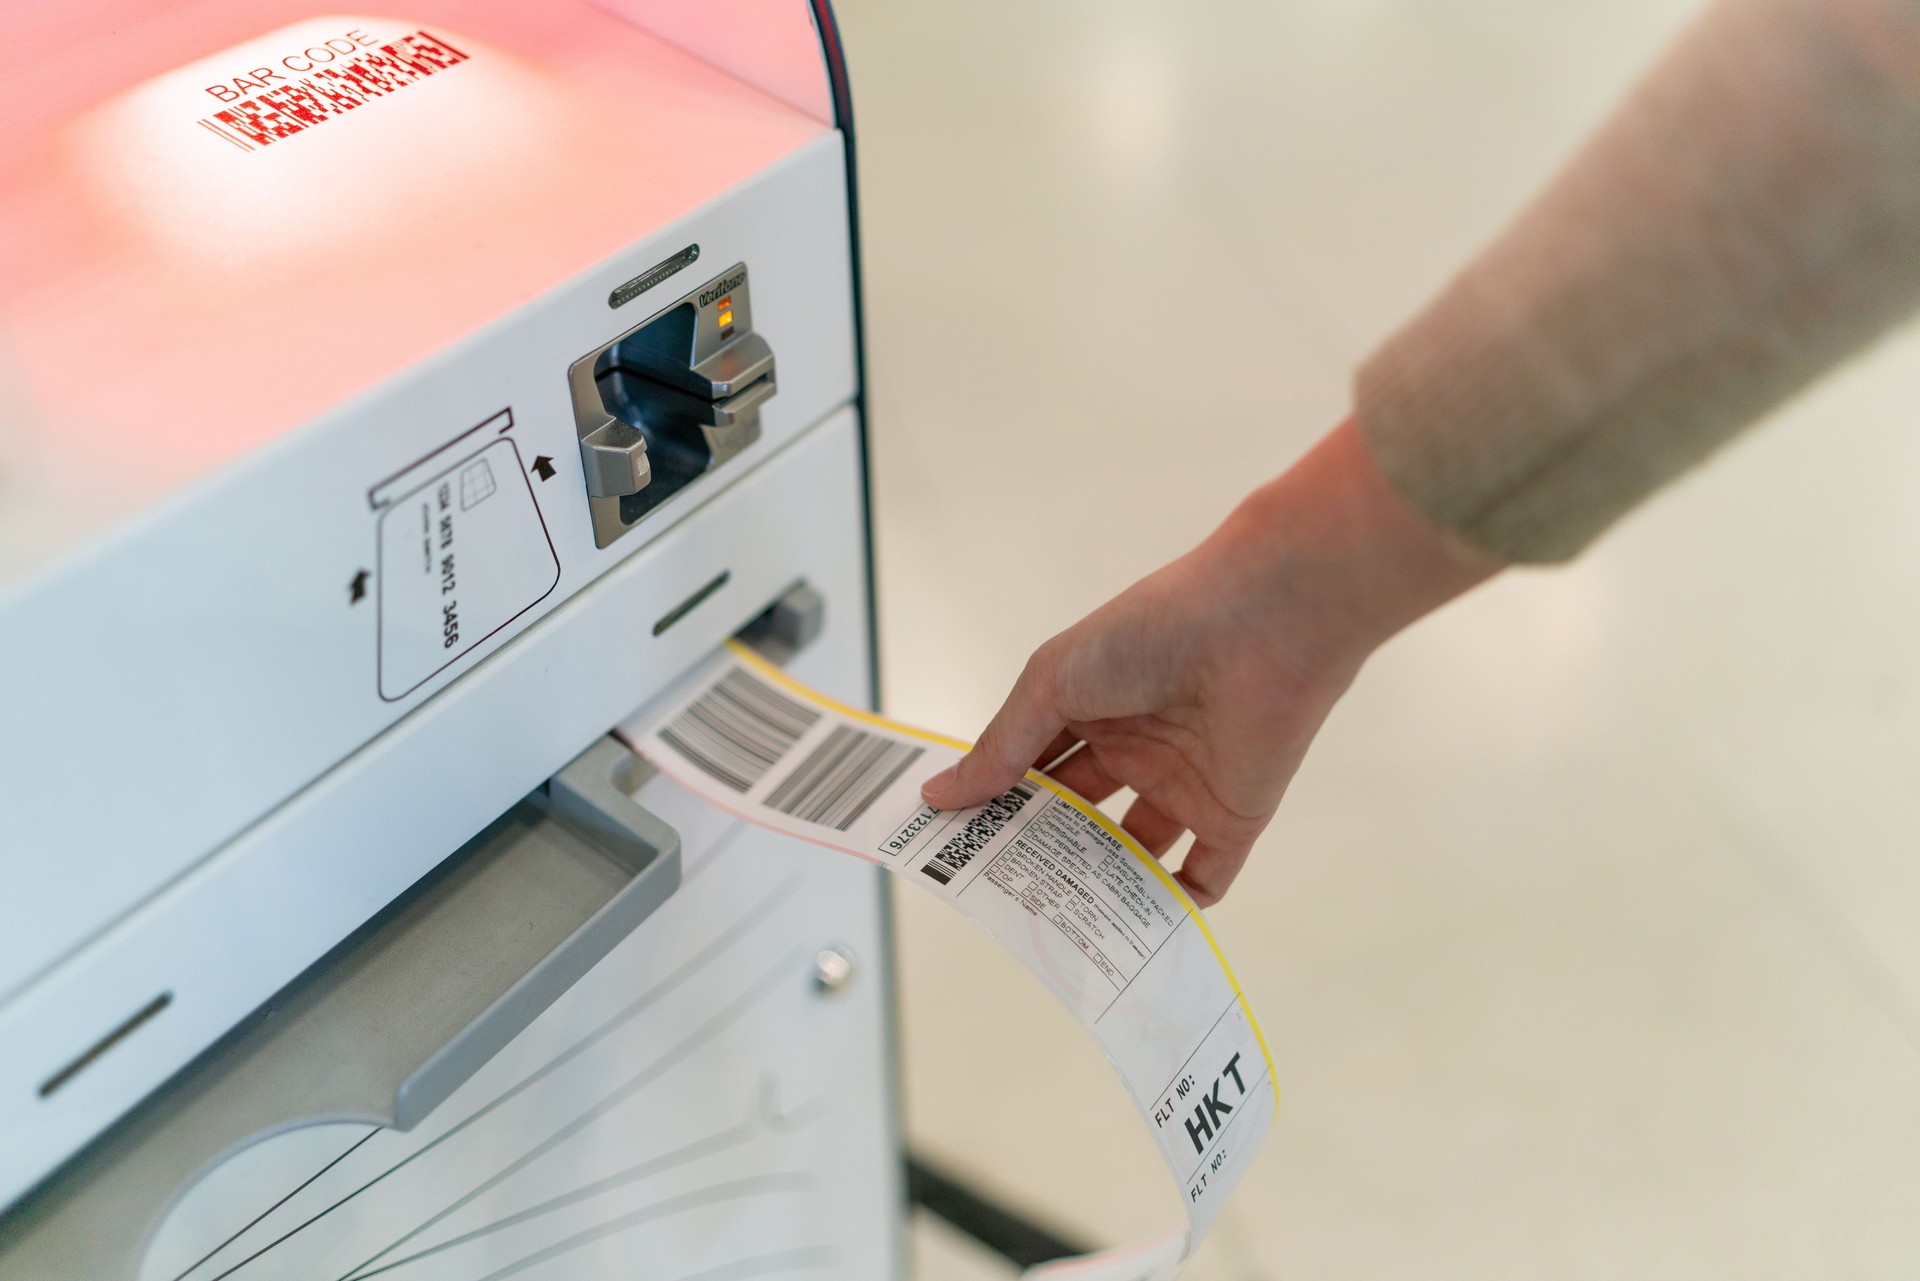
0,3,899,1277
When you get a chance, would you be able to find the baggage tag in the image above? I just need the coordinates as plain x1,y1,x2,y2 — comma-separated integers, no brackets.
620,641,1278,1279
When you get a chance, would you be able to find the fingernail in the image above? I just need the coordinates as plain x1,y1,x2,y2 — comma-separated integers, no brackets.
921,764,958,803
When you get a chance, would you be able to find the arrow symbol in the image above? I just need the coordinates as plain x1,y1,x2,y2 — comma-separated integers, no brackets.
348,569,370,605
531,455,556,481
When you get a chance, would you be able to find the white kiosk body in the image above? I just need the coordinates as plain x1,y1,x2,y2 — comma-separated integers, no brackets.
0,3,903,1276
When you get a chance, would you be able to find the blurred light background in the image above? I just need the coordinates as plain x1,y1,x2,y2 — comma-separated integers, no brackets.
832,0,1920,1276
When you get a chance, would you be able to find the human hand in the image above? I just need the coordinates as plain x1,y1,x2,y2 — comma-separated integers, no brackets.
919,420,1499,905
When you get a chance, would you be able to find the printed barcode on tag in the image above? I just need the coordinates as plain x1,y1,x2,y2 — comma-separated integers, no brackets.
658,667,821,792
922,780,1040,885
765,724,926,831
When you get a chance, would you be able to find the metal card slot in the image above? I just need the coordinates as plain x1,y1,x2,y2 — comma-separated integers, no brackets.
570,263,777,546
0,738,679,1281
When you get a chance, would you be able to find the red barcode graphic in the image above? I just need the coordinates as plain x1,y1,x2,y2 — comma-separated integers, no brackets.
196,31,470,153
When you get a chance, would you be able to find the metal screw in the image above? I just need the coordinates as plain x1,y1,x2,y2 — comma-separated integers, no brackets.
812,946,855,994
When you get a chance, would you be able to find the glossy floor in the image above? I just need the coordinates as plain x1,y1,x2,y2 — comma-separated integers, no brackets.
835,0,1920,1276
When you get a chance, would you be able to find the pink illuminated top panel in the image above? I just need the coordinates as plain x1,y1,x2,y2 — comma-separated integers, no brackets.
0,1,833,588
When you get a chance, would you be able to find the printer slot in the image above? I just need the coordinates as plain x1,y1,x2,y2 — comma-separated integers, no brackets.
0,737,680,1281
567,263,777,547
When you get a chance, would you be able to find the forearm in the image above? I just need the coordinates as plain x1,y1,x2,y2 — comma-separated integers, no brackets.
1357,0,1920,563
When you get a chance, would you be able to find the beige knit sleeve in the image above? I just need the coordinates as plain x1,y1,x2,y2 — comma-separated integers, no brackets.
1354,0,1920,563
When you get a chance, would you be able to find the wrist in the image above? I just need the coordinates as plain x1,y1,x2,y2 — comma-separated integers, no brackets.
1202,417,1502,683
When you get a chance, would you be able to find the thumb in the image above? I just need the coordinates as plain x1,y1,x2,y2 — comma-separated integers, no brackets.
921,649,1066,809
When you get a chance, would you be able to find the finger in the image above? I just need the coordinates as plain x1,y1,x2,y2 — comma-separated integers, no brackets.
1120,796,1185,859
1033,730,1082,772
1174,840,1253,908
1046,746,1122,805
922,648,1067,809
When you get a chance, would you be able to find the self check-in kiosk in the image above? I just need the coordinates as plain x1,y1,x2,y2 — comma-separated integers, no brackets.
0,4,902,1276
